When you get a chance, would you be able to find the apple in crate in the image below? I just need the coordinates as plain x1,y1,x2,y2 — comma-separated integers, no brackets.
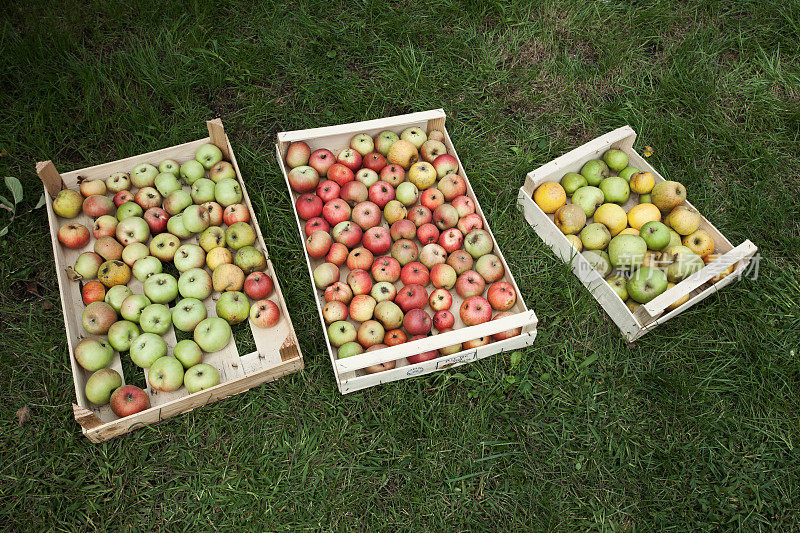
117,201,144,220
199,226,225,251
491,312,522,341
216,291,250,325
347,269,373,296
338,342,363,359
456,270,485,299
380,164,405,187
74,338,114,371
363,227,391,255
244,272,273,300
322,301,348,324
140,304,172,335
174,339,203,369
341,181,368,206
352,201,382,231
421,188,445,211
130,333,167,368
223,203,249,225
194,317,232,352
195,143,223,170
163,190,192,215
93,236,123,262
132,256,162,282
81,281,105,305
74,251,103,279
85,368,122,405
433,310,455,330
155,172,182,197
150,233,180,262
460,295,492,326
371,281,397,303
374,301,403,330
207,247,232,271
395,284,428,313
357,320,385,348
374,131,399,156
362,152,387,172
148,356,184,392
464,229,493,259
420,140,446,163
328,163,355,186
326,242,348,266
52,189,83,219
391,239,418,266
356,168,379,188
144,273,178,304
437,328,462,356
215,178,243,207
286,142,311,168
487,281,517,311
433,154,459,178
203,202,224,226
134,187,162,210
190,178,216,204
209,161,236,182
432,204,458,231
347,247,374,271
166,214,191,239
350,295,377,322
234,246,267,274
365,345,396,374
177,268,212,300
184,363,221,393
121,242,148,267
452,195,475,218
384,329,406,346
158,159,180,178
305,217,330,236
438,174,466,201
371,256,401,283
110,385,150,417
296,193,323,220
250,299,280,328
309,149,335,177
107,320,140,352
120,294,151,323
173,244,205,272
390,219,416,241
337,148,362,172
179,160,205,185
322,198,351,225
368,181,395,208
420,241,449,269
172,298,207,332
332,221,363,248
116,216,150,246
328,320,357,347
143,207,169,233
406,335,438,364
408,162,437,190
92,214,118,239
107,172,131,193
226,222,256,250
58,223,90,249
439,228,463,253
430,263,456,290
417,223,439,246
400,262,429,286
82,194,115,218
105,285,132,313
350,133,374,156
626,266,668,304
317,180,340,203
212,264,245,292
97,260,131,287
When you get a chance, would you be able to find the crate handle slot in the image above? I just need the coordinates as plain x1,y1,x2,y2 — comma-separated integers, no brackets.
36,160,65,198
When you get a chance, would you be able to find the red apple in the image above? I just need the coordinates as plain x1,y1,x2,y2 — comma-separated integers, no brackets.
418,243,447,269
347,247,374,271
82,280,106,305
416,223,439,245
306,230,332,259
363,152,387,172
379,164,405,186
400,262,429,286
406,335,438,364
384,329,407,346
459,295,492,326
487,282,517,311
429,288,453,311
404,308,432,336
340,180,368,206
113,190,134,207
82,195,115,218
371,256,401,283
451,195,475,217
390,219,416,241
464,336,491,349
350,294,377,323
447,250,474,274
390,239,419,266
432,154,459,178
322,300,348,324
316,180,341,203
286,141,311,168
251,299,281,328
368,180,395,208
304,217,330,236
92,216,117,239
491,311,522,341
346,269,373,296
223,203,250,225
351,201,382,230
363,226,391,255
58,223,90,249
430,263,457,290
296,193,323,220
144,207,169,234
437,174,467,201
287,166,320,193
322,198,352,226
109,385,150,417
395,284,428,313
455,270,486,299
433,204,458,230
433,309,455,330
457,213,483,235
336,148,362,172
420,188,444,211
325,281,353,304
407,205,432,227
331,221,363,248
309,149,335,177
364,345,396,373
244,272,274,300
438,227,464,253
327,163,355,186
203,202,224,226
134,187,162,210
325,242,349,266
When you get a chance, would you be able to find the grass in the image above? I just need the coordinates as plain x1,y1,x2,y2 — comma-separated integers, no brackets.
1,0,800,529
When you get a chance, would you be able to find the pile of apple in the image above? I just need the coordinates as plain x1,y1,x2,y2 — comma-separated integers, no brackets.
533,148,734,312
53,143,279,418
286,127,521,373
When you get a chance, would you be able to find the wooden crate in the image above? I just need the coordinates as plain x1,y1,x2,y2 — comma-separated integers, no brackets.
277,109,538,393
517,126,757,342
38,119,303,442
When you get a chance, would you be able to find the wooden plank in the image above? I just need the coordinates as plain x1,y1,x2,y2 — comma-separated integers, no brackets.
206,118,231,161
36,160,65,197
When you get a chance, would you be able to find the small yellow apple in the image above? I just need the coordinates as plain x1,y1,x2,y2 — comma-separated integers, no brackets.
554,204,587,235
565,234,583,252
619,228,640,236
683,229,715,257
534,182,567,214
594,203,627,236
627,203,661,230
703,253,736,283
665,206,701,235
629,172,655,194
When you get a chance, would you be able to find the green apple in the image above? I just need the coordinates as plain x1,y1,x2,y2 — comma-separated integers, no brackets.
180,160,206,185
166,213,191,239
139,303,172,335
606,274,628,300
603,149,628,172
571,186,605,217
199,226,226,252
667,229,682,249
375,131,399,156
116,201,144,221
216,291,250,325
396,182,419,206
195,143,223,170
148,356,184,392
130,332,167,368
132,256,163,282
337,341,364,358
618,166,639,182
144,273,178,304
190,178,216,204
580,159,609,186
85,368,122,405
178,268,212,300
627,266,668,303
174,339,203,368
580,222,611,250
328,320,357,347
182,204,211,234
131,163,158,188
640,221,671,251
74,251,104,279
107,320,140,352
74,338,114,371
104,285,132,314
174,244,206,272
184,363,220,393
214,178,243,207
608,234,647,270
53,189,83,218
159,159,180,178
226,222,256,250
582,250,611,277
234,246,266,274
172,297,208,332
154,172,182,197
663,245,704,282
599,177,630,204
560,172,587,195
639,193,651,203
194,317,232,352
120,294,151,322
163,190,192,216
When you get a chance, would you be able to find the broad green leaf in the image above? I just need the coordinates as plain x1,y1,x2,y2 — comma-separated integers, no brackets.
0,226,8,237
4,176,22,205
510,351,522,367
34,192,46,209
0,194,12,210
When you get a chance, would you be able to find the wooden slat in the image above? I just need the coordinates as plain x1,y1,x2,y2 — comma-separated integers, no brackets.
36,160,65,197
207,118,231,161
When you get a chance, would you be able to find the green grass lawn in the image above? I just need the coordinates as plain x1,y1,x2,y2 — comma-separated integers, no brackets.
2,0,800,529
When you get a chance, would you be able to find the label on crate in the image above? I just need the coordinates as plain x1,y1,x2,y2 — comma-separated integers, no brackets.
435,351,478,369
